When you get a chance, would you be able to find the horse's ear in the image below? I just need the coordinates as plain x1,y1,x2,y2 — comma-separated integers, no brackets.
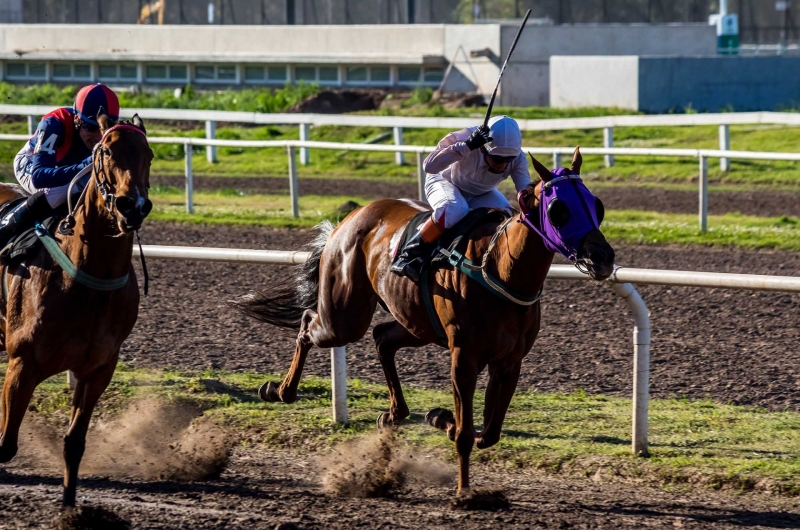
571,146,582,174
97,107,113,134
132,113,146,134
528,152,552,182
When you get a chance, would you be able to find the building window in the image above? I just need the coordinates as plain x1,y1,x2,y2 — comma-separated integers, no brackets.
52,63,92,81
99,63,138,81
318,66,338,84
346,67,368,84
371,67,391,84
145,64,188,82
6,62,47,80
195,65,216,81
424,67,445,84
268,65,288,82
398,67,421,85
244,66,265,82
295,66,316,82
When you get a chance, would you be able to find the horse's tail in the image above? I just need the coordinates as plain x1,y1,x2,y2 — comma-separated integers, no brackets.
228,220,334,329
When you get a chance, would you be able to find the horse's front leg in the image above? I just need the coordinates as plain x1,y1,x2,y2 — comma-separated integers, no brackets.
62,356,116,508
0,356,41,463
476,359,522,449
450,348,478,495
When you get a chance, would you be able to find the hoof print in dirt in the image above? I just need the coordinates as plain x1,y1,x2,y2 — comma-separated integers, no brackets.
450,489,510,512
56,506,131,530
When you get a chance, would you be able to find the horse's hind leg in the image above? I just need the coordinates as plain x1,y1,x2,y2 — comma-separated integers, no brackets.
475,359,521,449
374,321,427,428
62,357,116,508
0,357,41,463
260,309,316,404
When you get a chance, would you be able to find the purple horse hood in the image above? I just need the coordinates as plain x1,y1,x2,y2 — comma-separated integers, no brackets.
518,167,603,260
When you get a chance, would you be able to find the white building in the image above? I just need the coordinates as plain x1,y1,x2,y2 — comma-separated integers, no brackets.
0,23,716,106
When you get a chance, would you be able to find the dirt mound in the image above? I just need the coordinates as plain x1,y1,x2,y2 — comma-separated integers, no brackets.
56,506,130,530
287,90,387,114
15,398,230,482
319,429,453,498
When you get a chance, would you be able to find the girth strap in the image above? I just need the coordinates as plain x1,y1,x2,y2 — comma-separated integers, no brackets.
34,222,129,291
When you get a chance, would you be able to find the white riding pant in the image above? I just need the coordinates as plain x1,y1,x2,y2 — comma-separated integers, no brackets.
424,171,512,229
14,150,88,208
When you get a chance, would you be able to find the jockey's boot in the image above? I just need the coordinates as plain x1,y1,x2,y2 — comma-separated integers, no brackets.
0,190,51,249
391,216,444,283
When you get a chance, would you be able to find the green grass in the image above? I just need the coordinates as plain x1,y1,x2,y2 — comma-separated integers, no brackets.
7,363,799,496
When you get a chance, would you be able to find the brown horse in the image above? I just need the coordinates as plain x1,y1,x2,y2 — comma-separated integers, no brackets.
233,147,615,498
0,114,152,508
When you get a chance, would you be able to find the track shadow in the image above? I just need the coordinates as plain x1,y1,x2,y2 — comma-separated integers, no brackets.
585,502,800,529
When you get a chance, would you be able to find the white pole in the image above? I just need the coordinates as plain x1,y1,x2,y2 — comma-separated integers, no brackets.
719,124,730,172
416,151,426,202
27,115,36,136
603,126,614,167
610,282,651,456
67,371,77,391
699,155,708,232
299,123,310,165
185,141,194,214
393,126,405,165
331,346,348,424
287,145,300,218
205,120,217,163
719,0,728,16
552,152,562,169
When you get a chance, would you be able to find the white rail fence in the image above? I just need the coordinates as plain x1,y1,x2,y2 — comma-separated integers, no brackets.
130,244,800,457
3,104,800,172
0,132,799,231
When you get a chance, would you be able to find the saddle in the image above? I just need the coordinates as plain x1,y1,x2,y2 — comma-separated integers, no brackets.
395,208,511,347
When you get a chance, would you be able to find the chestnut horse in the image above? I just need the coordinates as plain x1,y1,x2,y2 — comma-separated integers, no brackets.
233,148,615,498
0,114,153,508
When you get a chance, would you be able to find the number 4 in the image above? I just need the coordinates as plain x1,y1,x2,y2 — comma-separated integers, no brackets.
35,132,58,155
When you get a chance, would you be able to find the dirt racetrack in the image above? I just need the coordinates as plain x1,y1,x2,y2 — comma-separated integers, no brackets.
117,221,800,412
2,221,800,528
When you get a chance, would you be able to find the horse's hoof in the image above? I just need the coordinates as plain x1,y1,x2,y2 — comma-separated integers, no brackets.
258,381,281,402
425,407,455,430
0,444,17,464
451,489,510,511
376,412,400,430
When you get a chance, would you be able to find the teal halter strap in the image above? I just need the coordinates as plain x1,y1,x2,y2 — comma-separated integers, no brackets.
34,222,129,291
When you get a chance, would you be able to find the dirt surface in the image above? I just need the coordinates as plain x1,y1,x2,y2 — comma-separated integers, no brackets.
151,174,800,217
104,221,800,412
1,447,797,529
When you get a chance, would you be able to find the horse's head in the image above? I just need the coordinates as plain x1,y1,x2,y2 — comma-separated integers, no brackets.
93,112,154,233
519,147,615,280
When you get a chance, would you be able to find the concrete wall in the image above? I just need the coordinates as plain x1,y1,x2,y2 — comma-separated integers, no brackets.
501,23,716,106
550,56,639,110
551,56,800,112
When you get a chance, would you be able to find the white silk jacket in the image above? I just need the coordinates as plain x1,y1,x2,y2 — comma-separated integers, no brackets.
422,126,531,196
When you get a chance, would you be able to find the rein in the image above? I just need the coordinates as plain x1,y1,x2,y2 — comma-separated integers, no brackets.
54,123,150,294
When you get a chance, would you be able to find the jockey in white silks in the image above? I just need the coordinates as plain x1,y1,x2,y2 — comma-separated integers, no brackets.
391,115,531,282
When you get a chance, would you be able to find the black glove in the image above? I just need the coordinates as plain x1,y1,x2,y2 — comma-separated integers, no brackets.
464,125,493,151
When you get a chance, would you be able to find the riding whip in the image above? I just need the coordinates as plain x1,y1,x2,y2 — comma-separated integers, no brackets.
483,9,532,128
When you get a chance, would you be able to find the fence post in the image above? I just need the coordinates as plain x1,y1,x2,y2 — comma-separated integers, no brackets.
393,126,405,165
205,120,217,163
331,346,348,424
299,123,309,165
610,282,651,457
27,115,36,136
552,151,562,169
417,151,426,202
603,126,615,168
719,124,730,172
67,371,77,391
288,145,300,218
699,155,708,232
185,141,194,214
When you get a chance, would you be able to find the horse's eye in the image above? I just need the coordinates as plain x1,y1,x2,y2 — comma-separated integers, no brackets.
546,198,570,228
596,198,605,225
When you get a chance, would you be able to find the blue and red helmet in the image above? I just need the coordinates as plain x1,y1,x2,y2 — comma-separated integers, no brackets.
74,84,119,126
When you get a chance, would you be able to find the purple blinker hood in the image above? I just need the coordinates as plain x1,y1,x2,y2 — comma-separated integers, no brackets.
518,167,602,261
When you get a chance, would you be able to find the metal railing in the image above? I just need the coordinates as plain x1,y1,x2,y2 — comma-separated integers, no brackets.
130,244,800,456
4,104,800,173
1,133,799,230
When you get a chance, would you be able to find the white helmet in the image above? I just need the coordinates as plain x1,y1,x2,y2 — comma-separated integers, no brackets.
485,115,521,157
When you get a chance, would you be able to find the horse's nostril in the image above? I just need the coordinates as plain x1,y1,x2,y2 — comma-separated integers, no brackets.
116,196,134,214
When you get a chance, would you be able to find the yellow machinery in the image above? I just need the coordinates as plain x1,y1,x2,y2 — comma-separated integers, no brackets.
138,0,165,24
